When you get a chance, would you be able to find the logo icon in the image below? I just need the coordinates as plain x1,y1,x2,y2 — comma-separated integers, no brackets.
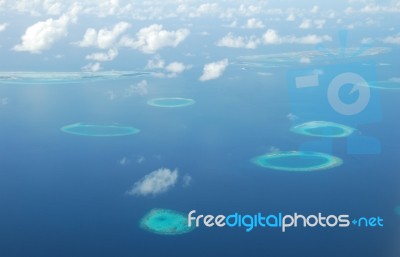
287,31,381,155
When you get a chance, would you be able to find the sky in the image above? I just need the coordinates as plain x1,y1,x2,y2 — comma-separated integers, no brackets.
0,0,399,79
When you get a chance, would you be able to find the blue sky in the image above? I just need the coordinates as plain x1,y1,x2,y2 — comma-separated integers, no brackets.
0,0,399,80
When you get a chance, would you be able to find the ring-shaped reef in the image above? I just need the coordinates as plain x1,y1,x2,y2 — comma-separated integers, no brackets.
291,121,355,138
251,151,343,172
61,123,140,137
140,209,195,235
0,71,150,84
147,97,195,108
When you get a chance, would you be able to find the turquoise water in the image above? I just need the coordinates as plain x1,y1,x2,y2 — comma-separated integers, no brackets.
147,98,195,108
251,151,343,172
61,123,140,137
291,121,355,138
0,1,399,257
140,209,195,235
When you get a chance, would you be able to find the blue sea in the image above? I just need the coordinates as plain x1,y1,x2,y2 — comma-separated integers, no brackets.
0,1,399,257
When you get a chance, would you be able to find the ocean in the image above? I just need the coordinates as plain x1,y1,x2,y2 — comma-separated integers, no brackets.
0,1,399,257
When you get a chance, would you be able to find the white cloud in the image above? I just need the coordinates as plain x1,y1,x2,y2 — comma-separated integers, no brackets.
310,5,319,13
43,0,63,15
14,16,69,53
13,4,81,53
245,18,264,29
124,80,148,96
82,62,102,72
382,33,400,44
299,19,312,29
299,57,311,64
287,113,299,121
182,174,192,187
225,20,238,28
286,13,295,21
77,22,130,49
216,33,259,49
86,48,118,62
0,23,8,32
165,62,187,74
360,4,382,12
107,80,149,100
146,56,190,77
314,19,326,29
119,24,190,54
262,29,331,45
237,4,262,16
199,58,229,81
300,19,326,30
127,168,178,196
146,55,165,69
189,3,218,17
95,0,132,17
262,29,281,44
136,155,145,164
361,37,373,44
118,156,129,166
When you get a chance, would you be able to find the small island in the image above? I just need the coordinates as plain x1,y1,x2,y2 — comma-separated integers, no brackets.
61,123,140,137
140,209,195,235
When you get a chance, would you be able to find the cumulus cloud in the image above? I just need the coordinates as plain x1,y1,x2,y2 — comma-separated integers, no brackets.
86,48,118,62
262,29,281,44
165,62,188,74
216,33,259,49
262,29,331,45
382,33,400,44
310,5,319,13
43,0,63,15
299,19,312,29
199,58,229,81
77,22,130,49
145,56,190,77
146,55,166,69
0,23,8,32
82,62,102,72
286,13,296,21
119,24,190,54
127,168,178,196
93,0,132,17
189,3,218,17
360,4,400,13
106,80,149,100
124,80,148,96
314,19,326,29
244,18,264,29
287,113,299,121
300,19,326,29
218,29,330,48
13,4,81,53
118,156,129,166
14,16,69,53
